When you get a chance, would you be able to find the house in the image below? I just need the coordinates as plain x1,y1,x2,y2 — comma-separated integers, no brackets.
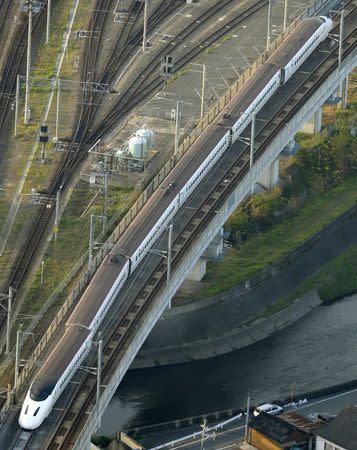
314,405,357,450
247,411,321,449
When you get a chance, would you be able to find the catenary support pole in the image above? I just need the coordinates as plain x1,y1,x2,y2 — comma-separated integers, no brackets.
96,333,103,428
174,101,180,154
143,0,148,53
24,1,33,125
89,214,94,271
14,75,20,136
46,0,51,44
166,224,173,286
338,4,346,109
5,287,13,355
338,3,345,67
283,0,288,32
266,0,272,51
14,324,23,399
41,260,44,285
103,158,108,231
250,112,256,169
54,188,61,241
200,64,206,120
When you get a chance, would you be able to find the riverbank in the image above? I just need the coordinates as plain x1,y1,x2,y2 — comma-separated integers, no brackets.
133,202,357,368
134,291,321,368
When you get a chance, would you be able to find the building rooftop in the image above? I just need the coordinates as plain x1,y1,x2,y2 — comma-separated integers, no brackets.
249,412,308,445
314,405,357,449
280,412,323,433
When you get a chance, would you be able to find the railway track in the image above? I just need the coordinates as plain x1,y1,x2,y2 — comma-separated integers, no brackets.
91,0,271,141
2,0,219,324
0,2,56,136
0,0,12,43
36,9,357,449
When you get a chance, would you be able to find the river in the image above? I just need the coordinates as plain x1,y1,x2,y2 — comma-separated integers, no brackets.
99,293,357,435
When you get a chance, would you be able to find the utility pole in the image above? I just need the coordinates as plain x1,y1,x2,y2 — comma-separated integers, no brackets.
96,333,103,428
5,287,13,355
14,75,20,136
283,0,288,32
55,78,61,138
244,392,250,442
266,0,272,52
24,0,33,125
200,64,206,120
46,0,51,44
250,111,256,170
143,0,148,53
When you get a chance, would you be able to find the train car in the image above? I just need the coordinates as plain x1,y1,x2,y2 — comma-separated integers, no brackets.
231,16,332,142
19,16,332,430
268,16,333,84
19,260,130,429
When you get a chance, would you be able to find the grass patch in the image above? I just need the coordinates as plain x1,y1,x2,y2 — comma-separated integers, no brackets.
199,175,357,297
280,244,357,306
19,181,136,317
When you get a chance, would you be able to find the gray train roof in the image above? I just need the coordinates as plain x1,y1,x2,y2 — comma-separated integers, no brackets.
69,255,128,328
31,327,90,400
267,17,325,68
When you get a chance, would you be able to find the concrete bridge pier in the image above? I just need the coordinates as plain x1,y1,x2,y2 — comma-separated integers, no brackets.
340,76,349,110
257,157,280,190
186,229,224,282
300,107,322,134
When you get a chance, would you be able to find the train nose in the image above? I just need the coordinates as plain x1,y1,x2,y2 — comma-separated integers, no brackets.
19,402,45,430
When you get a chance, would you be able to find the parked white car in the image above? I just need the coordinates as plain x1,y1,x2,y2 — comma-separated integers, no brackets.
253,403,283,417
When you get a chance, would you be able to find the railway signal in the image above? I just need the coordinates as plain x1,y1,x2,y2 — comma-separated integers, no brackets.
160,55,174,78
39,124,49,163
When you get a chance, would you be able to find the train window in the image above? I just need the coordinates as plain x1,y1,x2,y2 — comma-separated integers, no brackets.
33,407,40,417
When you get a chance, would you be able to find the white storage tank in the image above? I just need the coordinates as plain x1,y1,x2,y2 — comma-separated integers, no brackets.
136,128,154,154
116,149,124,159
129,135,147,159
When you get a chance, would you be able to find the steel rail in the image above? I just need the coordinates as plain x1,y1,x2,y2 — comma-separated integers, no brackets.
3,0,239,312
0,0,12,44
0,5,48,132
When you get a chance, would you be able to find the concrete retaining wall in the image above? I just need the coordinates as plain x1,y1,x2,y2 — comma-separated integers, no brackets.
133,291,321,368
133,202,357,368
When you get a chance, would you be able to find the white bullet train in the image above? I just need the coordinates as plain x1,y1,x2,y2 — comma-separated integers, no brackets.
19,16,333,430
